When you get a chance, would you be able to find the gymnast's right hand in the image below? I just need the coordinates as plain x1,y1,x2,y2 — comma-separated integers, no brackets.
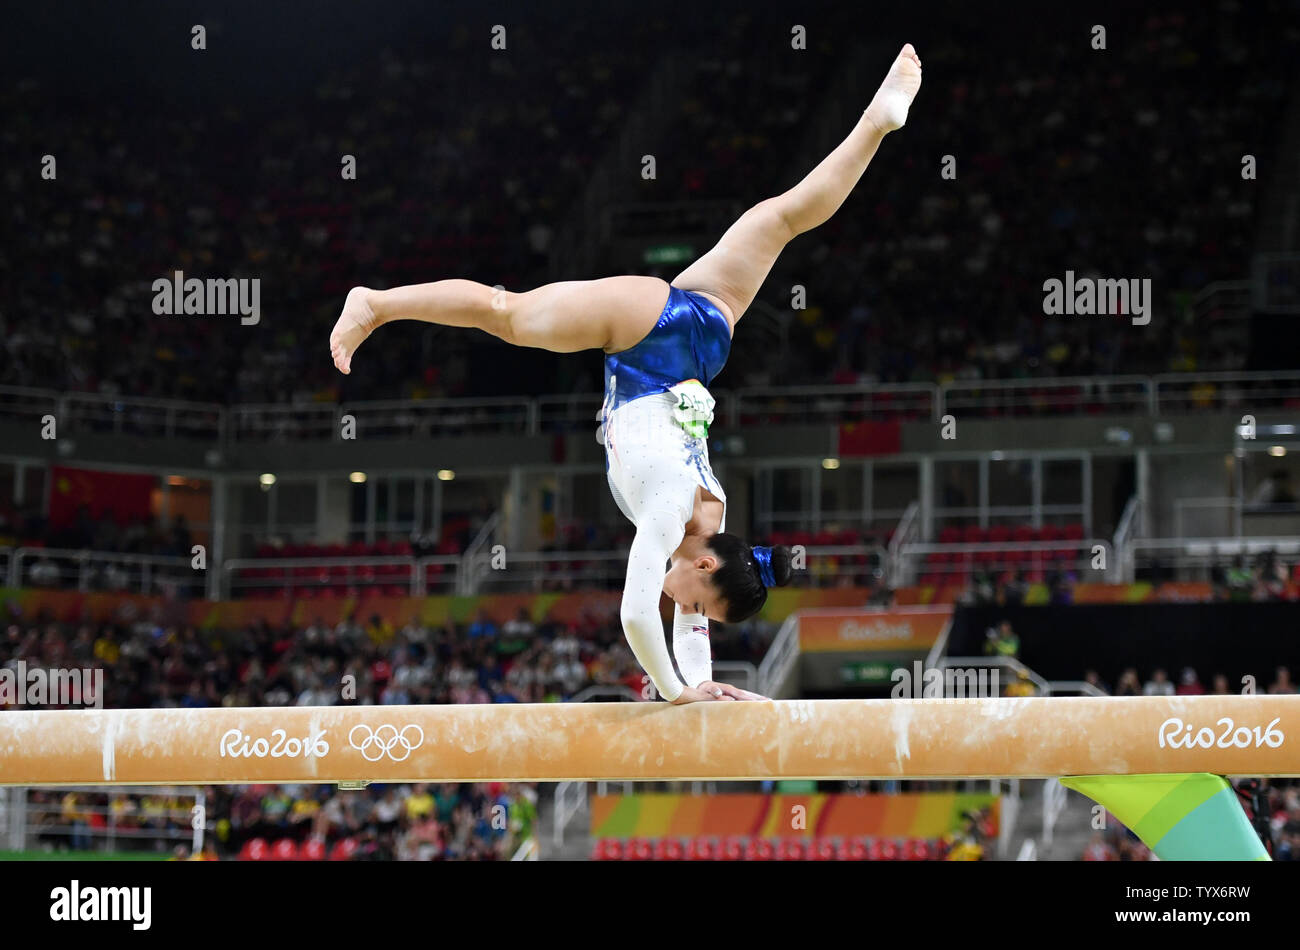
329,286,379,375
670,684,736,704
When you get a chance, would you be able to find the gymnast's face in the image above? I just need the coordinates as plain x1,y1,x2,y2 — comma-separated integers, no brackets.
662,555,726,622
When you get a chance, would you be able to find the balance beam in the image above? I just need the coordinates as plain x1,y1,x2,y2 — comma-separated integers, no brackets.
1,695,1297,785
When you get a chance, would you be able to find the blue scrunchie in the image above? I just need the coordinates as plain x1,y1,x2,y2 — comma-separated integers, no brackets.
751,546,776,588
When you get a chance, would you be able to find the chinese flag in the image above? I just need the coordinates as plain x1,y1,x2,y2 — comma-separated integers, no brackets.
837,421,902,457
49,467,156,527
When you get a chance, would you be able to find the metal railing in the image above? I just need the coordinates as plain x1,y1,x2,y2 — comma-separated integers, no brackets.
727,383,937,425
941,376,1154,418
757,614,800,698
5,547,199,596
895,540,1111,587
552,781,588,849
1153,370,1300,414
222,555,462,598
1122,536,1300,584
936,657,1108,698
887,501,920,588
6,371,1299,449
12,786,204,855
61,394,226,441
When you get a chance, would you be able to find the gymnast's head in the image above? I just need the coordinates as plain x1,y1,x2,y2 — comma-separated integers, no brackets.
663,533,793,623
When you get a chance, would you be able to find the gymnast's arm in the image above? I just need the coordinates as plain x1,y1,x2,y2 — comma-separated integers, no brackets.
672,603,712,688
620,509,719,704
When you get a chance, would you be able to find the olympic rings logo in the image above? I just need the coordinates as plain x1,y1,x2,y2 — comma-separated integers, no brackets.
348,724,425,762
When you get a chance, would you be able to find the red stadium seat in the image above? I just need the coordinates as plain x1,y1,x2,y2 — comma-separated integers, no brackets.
745,838,776,861
776,838,807,861
326,838,357,862
842,838,868,861
592,838,623,861
271,838,299,861
301,837,327,861
624,837,653,861
810,838,837,861
238,837,270,861
684,837,717,861
654,838,685,861
902,838,932,861
719,836,745,861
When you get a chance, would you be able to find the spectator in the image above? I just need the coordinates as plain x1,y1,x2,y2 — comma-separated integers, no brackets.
1175,667,1204,696
466,610,498,640
1269,667,1297,695
1115,668,1142,697
1082,669,1109,695
1143,668,1175,697
982,620,1019,658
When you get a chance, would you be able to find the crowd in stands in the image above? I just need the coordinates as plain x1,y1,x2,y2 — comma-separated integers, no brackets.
1210,550,1297,601
769,4,1296,393
5,3,1296,412
1,602,774,859
31,781,537,862
0,607,775,713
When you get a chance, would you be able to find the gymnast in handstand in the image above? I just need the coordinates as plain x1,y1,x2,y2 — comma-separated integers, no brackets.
330,44,922,704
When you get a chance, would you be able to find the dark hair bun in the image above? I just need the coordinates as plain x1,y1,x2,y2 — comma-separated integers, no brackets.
769,545,794,586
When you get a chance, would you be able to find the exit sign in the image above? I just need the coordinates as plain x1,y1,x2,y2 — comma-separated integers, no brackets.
643,244,695,265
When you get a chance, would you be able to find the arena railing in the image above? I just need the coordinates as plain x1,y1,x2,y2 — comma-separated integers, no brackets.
461,550,630,594
61,394,227,441
894,539,1115,586
727,383,938,425
938,376,1154,418
222,555,463,598
8,786,205,855
1120,536,1300,584
0,386,60,426
1151,369,1300,414
5,371,1299,447
5,547,200,596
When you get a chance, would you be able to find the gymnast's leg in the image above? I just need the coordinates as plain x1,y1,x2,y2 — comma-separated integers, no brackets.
672,43,922,327
329,275,670,374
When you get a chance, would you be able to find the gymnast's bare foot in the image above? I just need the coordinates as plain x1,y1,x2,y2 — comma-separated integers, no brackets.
866,43,922,134
329,286,379,375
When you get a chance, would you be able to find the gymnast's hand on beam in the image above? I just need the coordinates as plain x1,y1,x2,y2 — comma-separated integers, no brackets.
671,681,770,703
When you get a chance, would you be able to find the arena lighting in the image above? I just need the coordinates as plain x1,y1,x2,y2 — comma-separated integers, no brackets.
1269,446,1287,457
822,458,841,470
437,469,455,481
0,696,1296,785
349,472,367,483
258,473,276,487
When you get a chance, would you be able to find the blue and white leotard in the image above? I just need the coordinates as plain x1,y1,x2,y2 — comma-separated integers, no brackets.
600,285,731,529
600,285,733,702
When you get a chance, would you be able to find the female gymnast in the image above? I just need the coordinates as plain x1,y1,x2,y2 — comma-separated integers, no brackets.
329,44,922,704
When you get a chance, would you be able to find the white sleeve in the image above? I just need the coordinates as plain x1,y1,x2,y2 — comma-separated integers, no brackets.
620,508,687,702
672,605,712,688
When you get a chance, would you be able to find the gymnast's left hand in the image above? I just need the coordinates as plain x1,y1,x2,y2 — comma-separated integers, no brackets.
697,681,769,701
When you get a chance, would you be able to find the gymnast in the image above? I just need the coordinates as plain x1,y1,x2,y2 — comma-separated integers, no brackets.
329,44,922,704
